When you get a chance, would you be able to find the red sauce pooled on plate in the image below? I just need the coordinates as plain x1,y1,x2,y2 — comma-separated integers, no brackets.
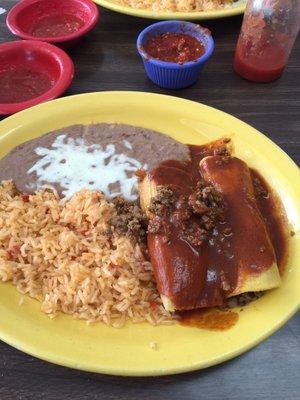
179,309,239,331
144,32,205,64
0,66,54,104
30,14,84,38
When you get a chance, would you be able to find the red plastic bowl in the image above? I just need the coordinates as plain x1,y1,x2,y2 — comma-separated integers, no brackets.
0,40,74,115
6,0,99,47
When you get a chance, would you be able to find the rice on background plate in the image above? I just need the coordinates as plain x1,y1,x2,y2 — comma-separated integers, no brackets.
120,0,234,12
0,181,173,328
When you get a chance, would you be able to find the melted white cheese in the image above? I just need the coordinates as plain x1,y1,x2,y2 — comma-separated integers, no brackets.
123,140,133,150
27,134,147,201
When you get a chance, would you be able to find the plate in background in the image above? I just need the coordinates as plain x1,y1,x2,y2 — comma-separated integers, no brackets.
93,0,246,20
0,91,299,376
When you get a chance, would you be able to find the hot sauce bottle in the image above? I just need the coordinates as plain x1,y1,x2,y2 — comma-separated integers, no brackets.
234,0,300,82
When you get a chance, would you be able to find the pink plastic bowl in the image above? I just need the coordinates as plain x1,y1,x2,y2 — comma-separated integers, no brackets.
6,0,99,48
0,40,74,115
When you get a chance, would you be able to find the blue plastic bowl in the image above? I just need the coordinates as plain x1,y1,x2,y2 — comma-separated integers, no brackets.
137,21,215,90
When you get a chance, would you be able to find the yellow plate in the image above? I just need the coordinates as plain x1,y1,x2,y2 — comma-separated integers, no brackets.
0,92,299,376
93,0,246,20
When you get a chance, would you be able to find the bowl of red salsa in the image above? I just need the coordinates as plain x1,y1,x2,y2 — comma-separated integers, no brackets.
6,0,99,48
0,40,74,115
137,21,214,90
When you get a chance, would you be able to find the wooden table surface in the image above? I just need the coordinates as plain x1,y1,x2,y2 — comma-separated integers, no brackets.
0,1,299,399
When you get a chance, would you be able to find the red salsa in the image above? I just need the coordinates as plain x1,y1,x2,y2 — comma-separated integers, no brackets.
234,40,287,83
0,66,54,104
30,14,84,38
144,32,205,64
233,13,292,83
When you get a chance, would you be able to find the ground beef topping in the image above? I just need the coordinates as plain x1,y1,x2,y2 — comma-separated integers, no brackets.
148,187,175,217
110,197,148,243
148,181,225,247
224,292,264,308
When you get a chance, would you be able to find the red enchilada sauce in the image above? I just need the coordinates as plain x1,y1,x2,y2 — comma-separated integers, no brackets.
179,309,238,331
143,32,205,64
30,15,84,38
146,140,289,330
251,169,289,274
